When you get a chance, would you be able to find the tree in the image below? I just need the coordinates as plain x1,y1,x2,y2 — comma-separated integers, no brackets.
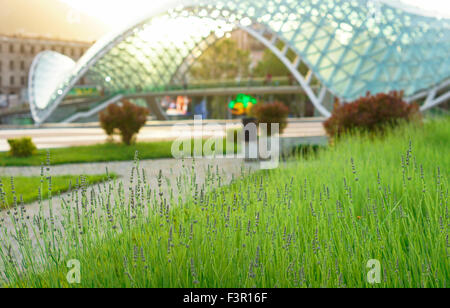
253,47,309,78
253,47,312,117
189,38,251,80
253,49,289,78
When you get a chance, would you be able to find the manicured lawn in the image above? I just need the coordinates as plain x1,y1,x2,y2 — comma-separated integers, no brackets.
0,139,238,167
0,174,115,208
3,118,449,288
0,142,174,167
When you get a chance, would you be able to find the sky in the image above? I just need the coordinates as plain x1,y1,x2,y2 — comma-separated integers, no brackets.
2,0,447,42
60,0,450,30
59,0,166,29
0,0,108,41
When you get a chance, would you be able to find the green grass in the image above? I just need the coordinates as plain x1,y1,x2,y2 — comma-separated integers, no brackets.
0,174,115,208
0,141,174,166
0,139,238,167
1,118,449,288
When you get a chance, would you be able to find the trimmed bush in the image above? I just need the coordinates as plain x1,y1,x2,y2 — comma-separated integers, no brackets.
324,91,421,138
7,137,37,157
99,100,149,145
251,102,290,135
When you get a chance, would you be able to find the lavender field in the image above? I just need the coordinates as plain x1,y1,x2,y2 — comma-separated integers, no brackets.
1,118,448,288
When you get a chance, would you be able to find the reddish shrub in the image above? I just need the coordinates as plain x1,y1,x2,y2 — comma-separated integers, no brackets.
99,100,149,145
323,91,421,138
252,102,290,135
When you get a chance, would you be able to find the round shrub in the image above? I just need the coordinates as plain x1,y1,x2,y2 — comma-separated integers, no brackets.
7,137,37,157
324,91,421,138
251,101,290,136
99,100,149,145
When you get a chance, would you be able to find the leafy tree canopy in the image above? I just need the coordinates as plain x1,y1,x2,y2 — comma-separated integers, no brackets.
189,38,251,80
253,47,309,78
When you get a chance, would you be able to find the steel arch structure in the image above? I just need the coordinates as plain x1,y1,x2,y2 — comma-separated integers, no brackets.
29,0,450,124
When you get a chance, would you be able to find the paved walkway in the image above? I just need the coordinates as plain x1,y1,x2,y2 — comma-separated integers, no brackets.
0,119,326,151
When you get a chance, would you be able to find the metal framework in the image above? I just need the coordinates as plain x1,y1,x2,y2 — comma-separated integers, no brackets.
28,0,450,124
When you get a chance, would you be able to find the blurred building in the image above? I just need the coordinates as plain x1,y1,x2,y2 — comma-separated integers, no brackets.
0,35,92,109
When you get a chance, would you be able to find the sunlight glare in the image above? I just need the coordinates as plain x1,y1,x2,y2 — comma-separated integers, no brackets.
60,0,450,29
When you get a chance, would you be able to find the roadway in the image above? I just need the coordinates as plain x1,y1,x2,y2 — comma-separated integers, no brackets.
0,118,326,152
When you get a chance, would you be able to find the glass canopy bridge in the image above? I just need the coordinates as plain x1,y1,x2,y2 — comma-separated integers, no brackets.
62,77,314,123
28,0,450,125
0,78,311,124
